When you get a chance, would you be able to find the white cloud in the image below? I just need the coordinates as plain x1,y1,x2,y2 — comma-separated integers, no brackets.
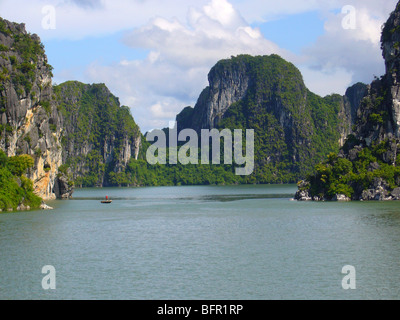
150,102,180,119
299,66,353,96
67,0,399,131
300,0,397,86
84,0,292,132
203,0,245,28
0,0,210,40
84,57,210,132
232,0,321,23
1,0,399,132
232,0,397,24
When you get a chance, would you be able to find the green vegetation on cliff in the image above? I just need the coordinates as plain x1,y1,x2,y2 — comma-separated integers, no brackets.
176,54,349,184
0,150,42,211
108,159,241,187
93,55,355,188
301,79,400,200
305,139,400,200
52,81,245,188
298,0,400,201
0,17,53,99
1,16,61,204
54,81,141,187
300,82,400,200
1,16,362,191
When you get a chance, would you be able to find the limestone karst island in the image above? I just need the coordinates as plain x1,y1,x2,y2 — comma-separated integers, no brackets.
2,0,400,302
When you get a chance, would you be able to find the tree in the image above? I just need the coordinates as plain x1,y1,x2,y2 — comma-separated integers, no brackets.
7,154,34,176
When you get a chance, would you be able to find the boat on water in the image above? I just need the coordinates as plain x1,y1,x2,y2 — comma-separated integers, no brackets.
101,196,112,204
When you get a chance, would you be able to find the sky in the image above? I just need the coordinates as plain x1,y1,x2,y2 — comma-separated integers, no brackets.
0,0,398,133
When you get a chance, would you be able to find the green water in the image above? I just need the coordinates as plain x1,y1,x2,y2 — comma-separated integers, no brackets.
1,184,400,300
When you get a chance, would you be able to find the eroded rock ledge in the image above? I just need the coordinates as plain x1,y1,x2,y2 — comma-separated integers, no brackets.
295,179,400,201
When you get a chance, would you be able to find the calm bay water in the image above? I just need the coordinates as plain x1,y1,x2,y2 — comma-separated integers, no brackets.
1,184,400,300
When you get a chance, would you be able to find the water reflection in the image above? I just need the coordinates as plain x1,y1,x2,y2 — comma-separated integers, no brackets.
67,193,293,202
359,205,400,228
199,193,292,202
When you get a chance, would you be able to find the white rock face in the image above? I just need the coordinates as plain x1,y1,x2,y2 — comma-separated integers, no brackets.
205,67,250,129
382,7,400,138
333,194,351,202
0,19,64,200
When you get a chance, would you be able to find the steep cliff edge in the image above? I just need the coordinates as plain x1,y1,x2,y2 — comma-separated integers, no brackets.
1,17,143,205
295,0,400,201
177,56,252,132
0,17,65,201
176,54,365,182
54,81,142,187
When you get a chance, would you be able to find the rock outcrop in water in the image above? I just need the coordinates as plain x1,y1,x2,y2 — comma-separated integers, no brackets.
0,17,65,200
295,0,400,201
176,54,365,182
54,81,142,187
1,17,144,204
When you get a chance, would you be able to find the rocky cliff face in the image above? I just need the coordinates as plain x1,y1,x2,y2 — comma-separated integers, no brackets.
338,82,368,146
295,0,400,201
178,58,251,132
347,1,400,146
54,81,142,187
1,17,142,198
348,1,400,158
0,18,66,200
177,55,364,143
382,2,400,137
176,54,363,182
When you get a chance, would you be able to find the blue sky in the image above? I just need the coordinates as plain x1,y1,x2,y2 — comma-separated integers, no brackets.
0,0,398,132
253,11,325,54
43,32,150,83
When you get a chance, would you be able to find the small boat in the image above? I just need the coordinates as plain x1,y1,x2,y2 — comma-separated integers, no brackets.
101,196,112,204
